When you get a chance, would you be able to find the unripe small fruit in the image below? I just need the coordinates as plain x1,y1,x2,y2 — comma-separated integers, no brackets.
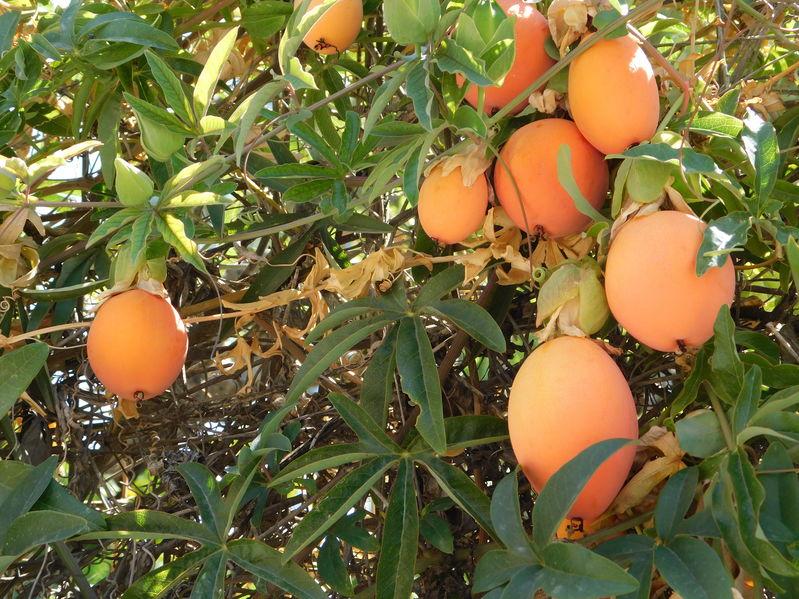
605,210,736,352
568,34,659,154
494,118,608,238
295,0,363,55
87,289,188,400
508,336,638,522
418,164,488,245
459,0,554,114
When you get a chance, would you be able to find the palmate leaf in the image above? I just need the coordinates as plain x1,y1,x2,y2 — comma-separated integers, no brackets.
421,298,506,352
531,438,632,549
190,551,226,599
154,212,205,271
490,471,534,558
285,315,396,406
473,549,531,593
193,27,238,118
361,324,398,427
144,50,193,125
413,264,465,307
1,510,88,558
328,393,400,453
742,108,779,215
175,463,226,542
0,342,49,418
269,442,377,488
396,316,446,453
538,543,638,599
78,510,220,545
0,456,57,544
375,459,419,599
227,539,326,599
283,456,396,560
654,537,733,599
655,467,699,542
121,547,220,599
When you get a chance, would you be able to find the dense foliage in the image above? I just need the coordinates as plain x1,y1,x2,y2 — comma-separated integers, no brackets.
0,0,797,597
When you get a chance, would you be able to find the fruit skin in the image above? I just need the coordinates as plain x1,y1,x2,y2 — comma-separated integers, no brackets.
418,164,488,245
568,34,659,155
460,0,555,114
494,118,609,238
295,0,362,55
605,210,736,352
508,336,638,522
87,289,188,400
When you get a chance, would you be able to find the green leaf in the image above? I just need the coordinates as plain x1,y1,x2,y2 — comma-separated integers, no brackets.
256,163,339,180
228,538,326,599
161,156,227,200
501,566,543,598
328,393,400,453
557,145,611,225
305,298,392,343
318,537,354,596
419,456,495,538
437,39,493,87
670,348,709,416
339,111,360,166
413,264,465,307
742,108,779,215
145,51,194,125
396,316,446,454
376,459,419,599
121,547,220,599
490,471,534,558
654,537,733,599
364,66,409,138
241,227,316,303
288,120,342,168
0,342,49,418
732,365,762,436
710,306,744,403
1,510,88,557
473,549,531,593
114,156,154,207
420,512,453,554
0,456,57,543
175,463,226,541
0,12,20,58
407,61,434,131
90,18,179,51
190,551,226,599
531,438,632,549
361,325,398,427
675,410,726,458
283,456,395,560
655,467,699,541
726,450,799,577
283,179,334,203
128,212,153,265
421,299,506,352
383,0,440,45
91,510,220,545
154,212,204,271
758,442,799,536
87,207,141,247
438,415,508,452
285,315,394,406
786,237,799,292
696,212,750,275
229,80,285,163
681,111,744,137
626,159,673,204
618,144,720,175
269,443,375,487
193,27,239,118
538,543,639,599
124,93,191,135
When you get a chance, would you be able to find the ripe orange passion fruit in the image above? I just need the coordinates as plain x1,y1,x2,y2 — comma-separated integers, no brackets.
494,118,609,238
295,0,363,55
604,210,736,353
418,164,489,245
568,34,660,155
508,336,638,522
87,289,188,400
459,0,555,114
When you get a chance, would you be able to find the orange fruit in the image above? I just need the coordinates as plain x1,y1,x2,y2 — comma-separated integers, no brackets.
459,0,555,114
508,336,638,522
418,164,488,245
295,0,362,55
87,289,188,400
568,34,659,154
493,118,608,238
605,210,736,352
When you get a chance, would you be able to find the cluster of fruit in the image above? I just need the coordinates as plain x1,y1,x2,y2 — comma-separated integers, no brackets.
422,1,737,527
